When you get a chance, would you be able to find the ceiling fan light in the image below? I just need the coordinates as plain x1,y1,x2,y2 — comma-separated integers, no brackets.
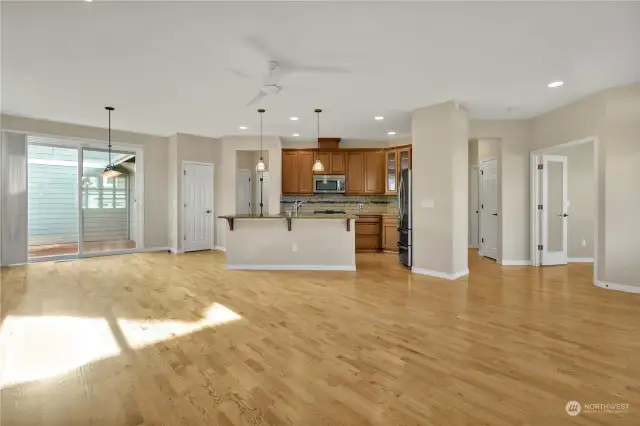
312,158,325,172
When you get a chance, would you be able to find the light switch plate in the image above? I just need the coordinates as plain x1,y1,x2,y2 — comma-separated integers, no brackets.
421,199,435,208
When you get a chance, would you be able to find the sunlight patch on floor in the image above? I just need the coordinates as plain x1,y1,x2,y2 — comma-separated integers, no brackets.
0,316,120,388
117,303,242,348
0,304,242,389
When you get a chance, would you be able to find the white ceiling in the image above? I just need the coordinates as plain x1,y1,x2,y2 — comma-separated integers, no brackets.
3,1,639,139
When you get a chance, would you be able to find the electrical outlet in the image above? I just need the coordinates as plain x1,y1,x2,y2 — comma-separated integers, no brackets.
358,203,364,209
582,239,587,247
292,243,298,252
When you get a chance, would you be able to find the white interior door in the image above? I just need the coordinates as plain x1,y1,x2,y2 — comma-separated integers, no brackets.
183,163,213,252
469,166,480,248
480,158,499,260
541,155,568,265
254,171,270,215
236,169,252,215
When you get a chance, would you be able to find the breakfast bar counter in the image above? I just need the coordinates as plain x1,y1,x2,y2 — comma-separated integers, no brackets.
218,214,356,271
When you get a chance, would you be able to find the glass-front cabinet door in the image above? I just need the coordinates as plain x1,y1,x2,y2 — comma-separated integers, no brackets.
399,147,411,172
385,150,398,194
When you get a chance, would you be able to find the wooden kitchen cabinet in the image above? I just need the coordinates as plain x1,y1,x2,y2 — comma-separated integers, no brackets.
282,150,313,194
345,152,364,194
398,147,411,171
313,152,331,175
298,151,314,194
381,216,399,252
364,150,384,194
355,215,381,252
282,151,300,194
385,150,398,194
330,152,345,174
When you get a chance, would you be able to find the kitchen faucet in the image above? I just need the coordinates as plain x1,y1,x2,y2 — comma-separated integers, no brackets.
292,198,309,216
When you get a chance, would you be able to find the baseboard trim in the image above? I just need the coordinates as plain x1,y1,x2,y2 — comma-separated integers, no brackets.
499,260,531,266
412,267,469,280
169,247,184,254
468,244,478,249
227,264,355,271
214,246,226,252
569,258,594,263
594,280,640,294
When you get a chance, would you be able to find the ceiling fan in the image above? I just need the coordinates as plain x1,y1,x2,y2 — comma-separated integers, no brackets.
230,36,351,107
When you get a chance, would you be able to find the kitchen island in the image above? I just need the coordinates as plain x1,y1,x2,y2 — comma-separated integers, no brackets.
218,214,357,271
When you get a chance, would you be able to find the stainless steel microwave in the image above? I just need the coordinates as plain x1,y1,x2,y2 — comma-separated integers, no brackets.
313,175,346,194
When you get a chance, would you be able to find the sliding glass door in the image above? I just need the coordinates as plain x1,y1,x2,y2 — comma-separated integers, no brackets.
81,148,137,254
27,143,79,258
27,137,141,260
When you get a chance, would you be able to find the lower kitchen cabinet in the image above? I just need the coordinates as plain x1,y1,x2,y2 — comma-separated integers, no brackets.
355,215,381,252
381,216,399,252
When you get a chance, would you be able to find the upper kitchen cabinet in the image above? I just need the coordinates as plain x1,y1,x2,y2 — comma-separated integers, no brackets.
398,147,411,171
385,146,411,194
313,152,331,175
364,150,385,194
282,150,314,194
385,150,398,194
298,151,314,193
312,151,345,175
345,151,364,194
330,152,345,174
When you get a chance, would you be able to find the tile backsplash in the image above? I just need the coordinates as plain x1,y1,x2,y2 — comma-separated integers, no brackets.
281,194,398,215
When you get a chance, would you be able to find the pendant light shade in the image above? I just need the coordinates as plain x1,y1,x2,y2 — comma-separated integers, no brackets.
102,106,122,179
256,108,268,172
312,108,325,172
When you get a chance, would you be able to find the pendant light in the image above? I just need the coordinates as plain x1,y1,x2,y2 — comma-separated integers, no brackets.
312,108,325,172
102,106,122,179
255,108,268,172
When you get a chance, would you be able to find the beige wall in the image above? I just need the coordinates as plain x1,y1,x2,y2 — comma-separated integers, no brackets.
412,101,468,276
478,138,501,163
549,142,594,259
1,114,170,249
469,119,531,263
168,133,220,252
216,135,282,249
468,139,478,165
531,83,640,287
236,150,255,170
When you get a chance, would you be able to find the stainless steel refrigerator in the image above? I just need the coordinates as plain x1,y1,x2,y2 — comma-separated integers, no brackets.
398,169,412,268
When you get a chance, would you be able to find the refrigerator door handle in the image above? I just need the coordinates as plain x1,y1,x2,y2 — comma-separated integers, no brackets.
398,173,404,220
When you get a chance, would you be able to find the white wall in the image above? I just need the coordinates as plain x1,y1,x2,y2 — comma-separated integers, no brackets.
216,135,282,249
1,133,28,265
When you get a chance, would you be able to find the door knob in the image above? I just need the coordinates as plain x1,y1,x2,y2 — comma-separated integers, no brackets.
492,213,498,216
206,209,212,214
563,213,569,217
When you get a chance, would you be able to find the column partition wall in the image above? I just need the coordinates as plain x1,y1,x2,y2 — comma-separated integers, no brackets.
24,135,144,261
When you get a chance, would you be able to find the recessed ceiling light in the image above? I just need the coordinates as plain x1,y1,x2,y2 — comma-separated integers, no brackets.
290,117,299,121
238,126,248,130
388,131,396,135
548,81,564,88
374,116,384,120
292,133,300,137
85,0,92,2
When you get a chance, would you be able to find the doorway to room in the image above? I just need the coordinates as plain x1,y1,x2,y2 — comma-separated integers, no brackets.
530,138,596,268
27,136,143,261
183,162,214,252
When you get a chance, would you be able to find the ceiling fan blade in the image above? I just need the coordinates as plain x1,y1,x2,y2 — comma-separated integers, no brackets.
224,67,252,80
289,64,351,74
247,90,267,106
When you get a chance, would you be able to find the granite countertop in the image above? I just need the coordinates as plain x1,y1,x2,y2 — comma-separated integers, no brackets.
218,213,357,220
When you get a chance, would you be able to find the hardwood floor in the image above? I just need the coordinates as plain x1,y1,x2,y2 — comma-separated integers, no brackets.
1,250,638,425
28,240,137,258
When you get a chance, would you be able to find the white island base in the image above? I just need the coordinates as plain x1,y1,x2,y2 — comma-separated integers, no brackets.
220,215,356,271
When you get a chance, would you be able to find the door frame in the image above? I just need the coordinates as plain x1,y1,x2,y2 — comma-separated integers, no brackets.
22,134,145,262
529,137,598,279
181,160,215,253
469,164,480,249
478,156,500,260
